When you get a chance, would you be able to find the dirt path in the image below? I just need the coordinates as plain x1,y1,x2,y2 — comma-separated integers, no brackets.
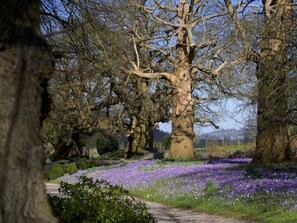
46,183,257,223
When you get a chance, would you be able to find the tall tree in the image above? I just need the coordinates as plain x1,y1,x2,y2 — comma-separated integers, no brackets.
225,0,294,163
122,0,227,159
0,0,56,222
41,0,171,158
254,0,293,162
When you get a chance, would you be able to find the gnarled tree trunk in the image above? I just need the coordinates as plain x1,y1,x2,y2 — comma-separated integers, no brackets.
124,115,155,158
253,0,293,163
0,0,56,222
170,67,195,159
169,1,195,159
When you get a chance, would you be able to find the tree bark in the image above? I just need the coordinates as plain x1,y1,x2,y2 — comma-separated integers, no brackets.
0,0,56,222
253,0,293,163
169,1,195,159
124,115,155,158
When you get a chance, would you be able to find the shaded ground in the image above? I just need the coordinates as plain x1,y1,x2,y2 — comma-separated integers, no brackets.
46,183,257,223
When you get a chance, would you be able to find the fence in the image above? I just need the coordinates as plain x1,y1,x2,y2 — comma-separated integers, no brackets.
195,137,256,148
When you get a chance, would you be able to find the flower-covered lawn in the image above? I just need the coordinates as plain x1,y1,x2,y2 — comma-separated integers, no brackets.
58,158,297,222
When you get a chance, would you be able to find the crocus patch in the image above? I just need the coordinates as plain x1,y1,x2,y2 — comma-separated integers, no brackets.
58,158,297,212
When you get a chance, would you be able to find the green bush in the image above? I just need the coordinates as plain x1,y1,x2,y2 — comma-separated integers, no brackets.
46,162,78,180
46,163,66,180
161,135,171,151
77,157,89,170
96,132,119,154
48,176,155,223
64,162,78,175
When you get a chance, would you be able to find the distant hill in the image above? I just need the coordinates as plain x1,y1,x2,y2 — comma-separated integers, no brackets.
195,128,255,148
200,128,246,140
154,128,170,143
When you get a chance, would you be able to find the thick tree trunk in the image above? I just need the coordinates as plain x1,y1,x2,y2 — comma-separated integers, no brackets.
124,116,155,158
0,0,56,222
253,0,293,163
170,70,195,159
169,1,195,159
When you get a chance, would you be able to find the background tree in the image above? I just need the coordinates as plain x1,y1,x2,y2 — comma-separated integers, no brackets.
119,0,228,159
0,0,56,222
41,0,171,158
224,0,295,163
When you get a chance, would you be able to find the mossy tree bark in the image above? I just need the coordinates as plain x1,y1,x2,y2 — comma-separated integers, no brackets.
253,0,293,163
0,0,56,222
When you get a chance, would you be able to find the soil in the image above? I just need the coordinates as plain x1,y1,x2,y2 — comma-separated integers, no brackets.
46,183,258,223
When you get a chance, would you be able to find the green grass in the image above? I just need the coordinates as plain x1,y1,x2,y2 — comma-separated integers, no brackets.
196,143,255,153
130,178,297,223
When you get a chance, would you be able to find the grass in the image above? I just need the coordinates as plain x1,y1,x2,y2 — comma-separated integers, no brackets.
131,175,297,223
195,143,255,158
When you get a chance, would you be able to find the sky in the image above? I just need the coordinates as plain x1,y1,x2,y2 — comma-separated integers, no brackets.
158,118,243,134
158,99,248,134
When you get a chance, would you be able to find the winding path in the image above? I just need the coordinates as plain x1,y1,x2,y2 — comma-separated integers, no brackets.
46,183,257,223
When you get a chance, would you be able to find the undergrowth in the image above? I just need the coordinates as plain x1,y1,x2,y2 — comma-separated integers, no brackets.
48,176,155,223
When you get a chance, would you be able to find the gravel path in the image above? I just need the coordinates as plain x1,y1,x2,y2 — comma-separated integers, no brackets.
46,183,257,223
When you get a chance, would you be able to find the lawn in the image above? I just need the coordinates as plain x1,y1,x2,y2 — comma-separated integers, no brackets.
57,158,297,223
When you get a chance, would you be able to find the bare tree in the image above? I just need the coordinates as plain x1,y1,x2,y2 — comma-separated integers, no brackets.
41,0,171,158
120,0,227,159
0,0,56,222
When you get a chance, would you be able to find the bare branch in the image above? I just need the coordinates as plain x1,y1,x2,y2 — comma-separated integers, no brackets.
191,60,227,78
140,44,175,63
152,0,178,12
121,67,175,83
195,118,220,129
193,97,218,104
192,12,227,27
224,0,259,62
142,6,179,28
132,34,140,69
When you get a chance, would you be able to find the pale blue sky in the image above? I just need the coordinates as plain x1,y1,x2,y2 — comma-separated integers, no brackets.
158,99,247,134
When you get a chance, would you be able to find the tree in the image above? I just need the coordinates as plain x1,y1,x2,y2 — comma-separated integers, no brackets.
254,0,293,163
225,0,294,163
0,0,56,222
41,0,171,158
121,0,227,159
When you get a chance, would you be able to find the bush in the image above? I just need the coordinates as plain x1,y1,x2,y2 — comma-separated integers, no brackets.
64,162,78,175
46,163,66,180
48,176,155,223
77,157,90,170
96,132,119,154
46,162,78,180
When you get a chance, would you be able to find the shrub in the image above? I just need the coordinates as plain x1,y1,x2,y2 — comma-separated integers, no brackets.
77,157,90,170
46,162,78,180
48,176,155,223
207,142,229,158
46,163,65,180
64,162,78,175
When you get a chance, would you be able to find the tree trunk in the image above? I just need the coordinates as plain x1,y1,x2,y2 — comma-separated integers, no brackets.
0,0,56,222
169,1,195,159
253,0,293,163
124,115,155,158
170,70,195,159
